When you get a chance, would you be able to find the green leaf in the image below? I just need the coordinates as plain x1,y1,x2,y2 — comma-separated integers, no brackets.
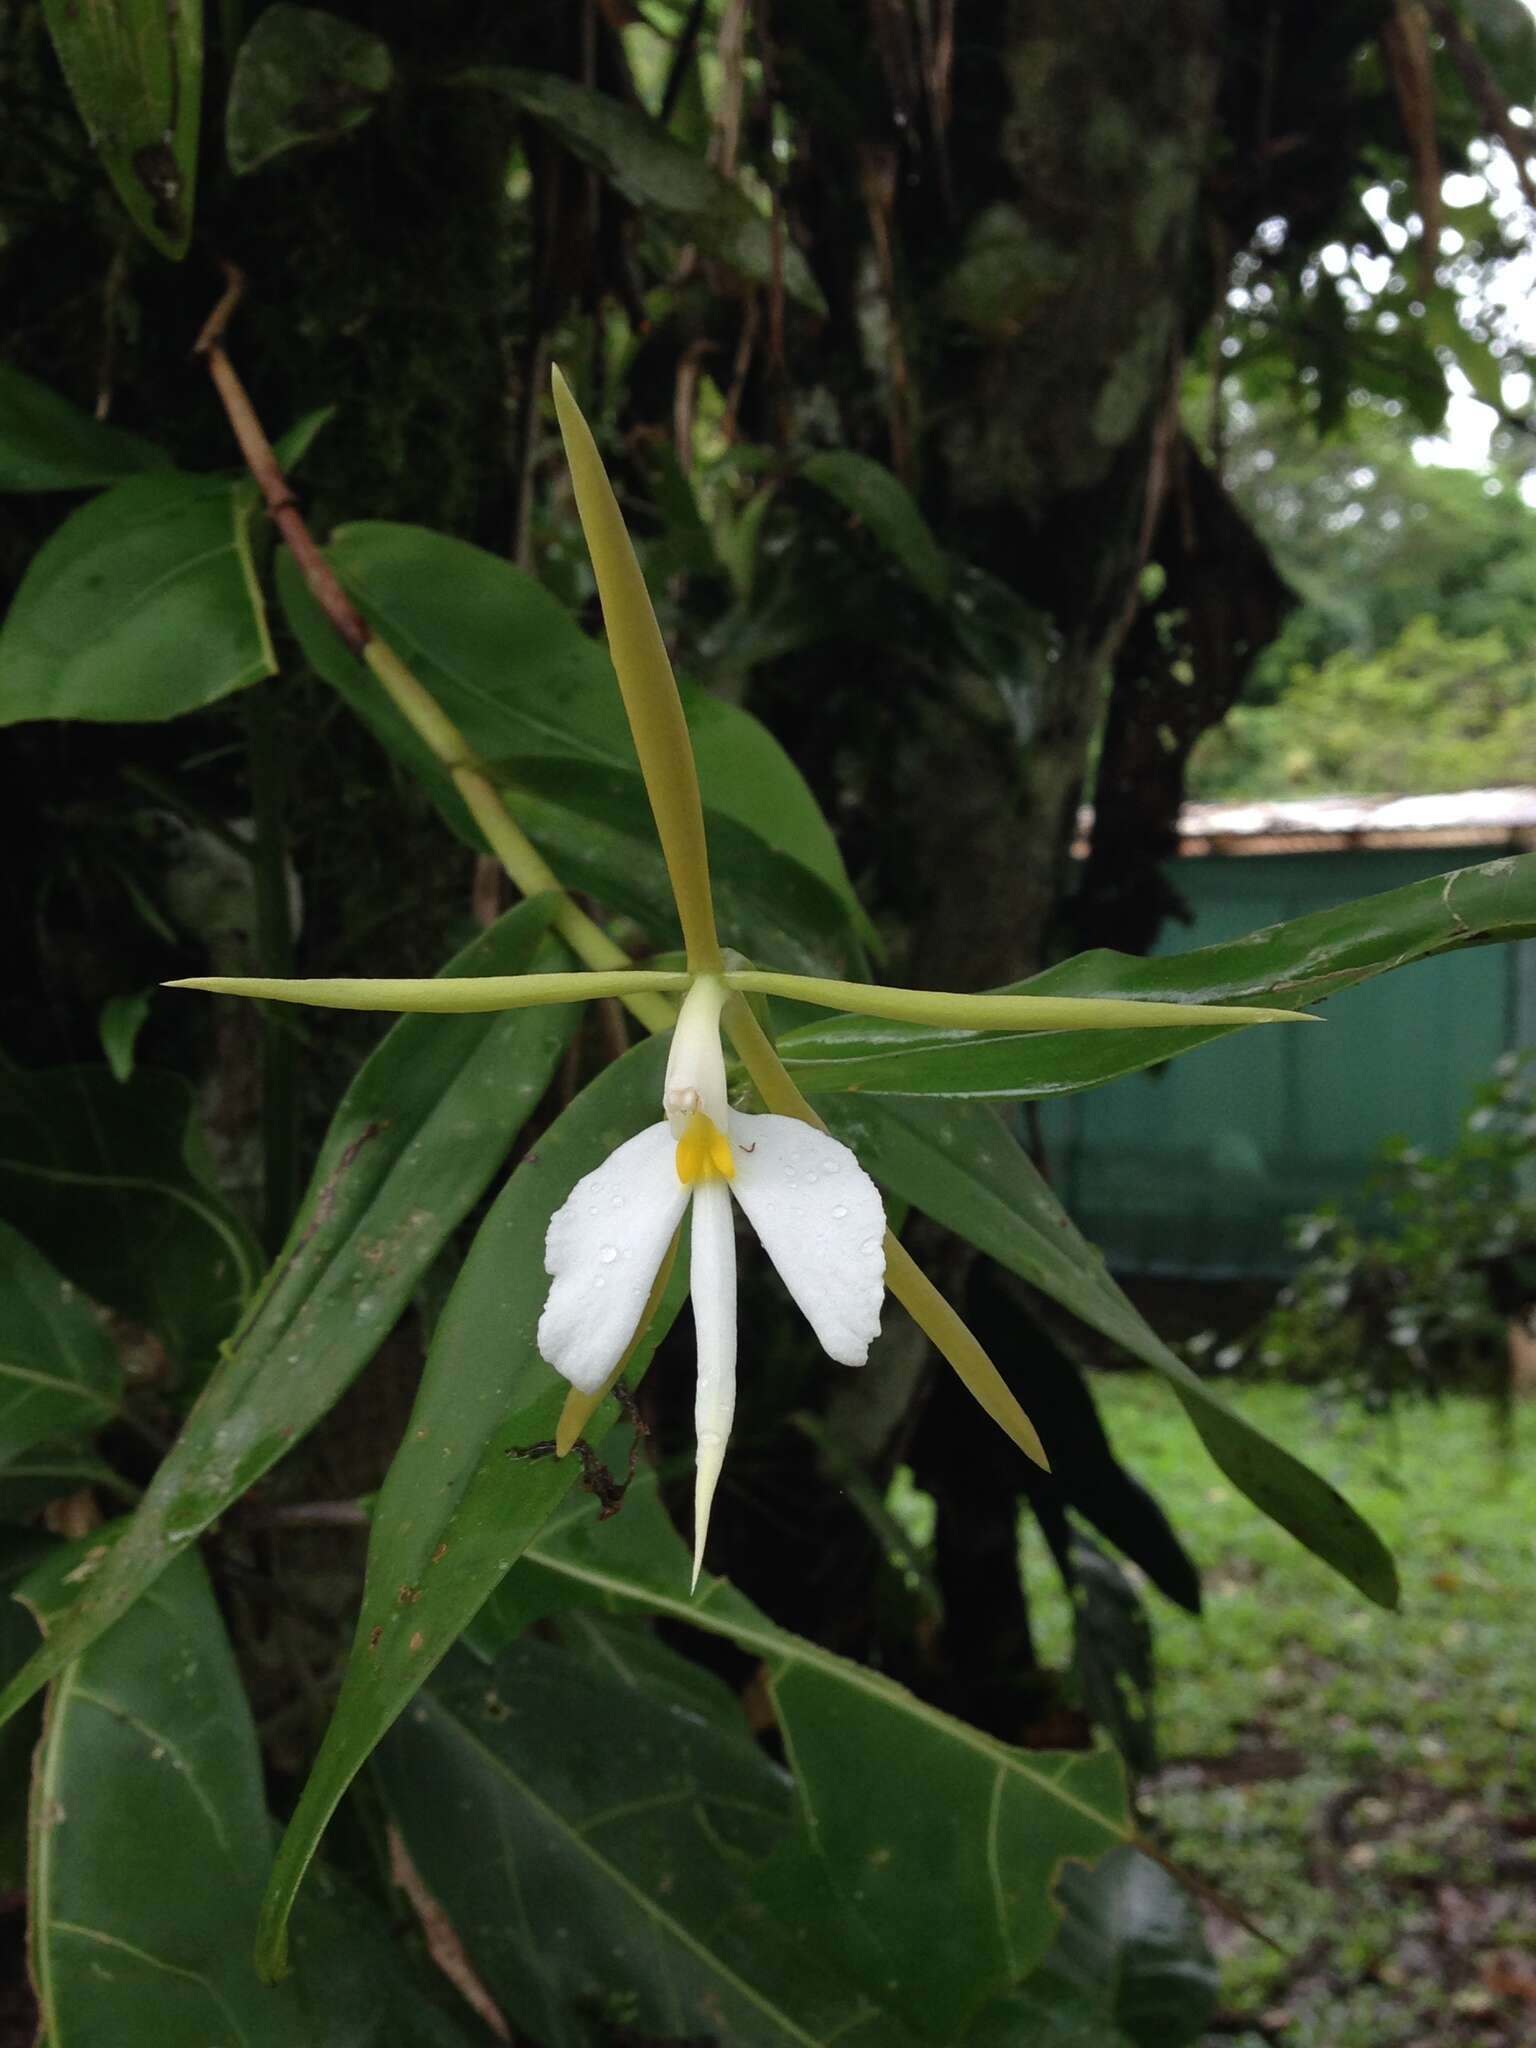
0,1065,262,1368
0,1535,51,1894
256,1035,685,1978
0,899,577,1737
226,3,393,176
1459,0,1536,103
0,475,275,725
21,1538,482,2046
1064,1535,1157,1774
981,1849,1218,2048
42,0,202,259
961,1986,1129,2048
504,756,864,974
0,364,169,492
801,451,951,606
0,1224,121,1468
775,850,1536,1098
270,404,337,473
685,701,879,955
378,1625,909,2047
276,521,868,958
470,1471,1133,2041
285,1869,498,2047
98,990,152,1083
965,1273,1199,1615
25,1538,287,2045
826,1095,1398,1608
460,69,826,314
1058,1850,1218,2048
0,1448,138,1523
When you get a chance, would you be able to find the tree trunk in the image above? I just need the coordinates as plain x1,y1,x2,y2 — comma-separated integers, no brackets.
745,0,1225,1710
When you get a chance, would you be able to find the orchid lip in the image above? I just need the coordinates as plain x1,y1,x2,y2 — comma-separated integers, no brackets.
538,984,886,1588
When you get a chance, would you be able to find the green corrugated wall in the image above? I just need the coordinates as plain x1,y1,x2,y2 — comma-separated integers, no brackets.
1038,847,1535,1277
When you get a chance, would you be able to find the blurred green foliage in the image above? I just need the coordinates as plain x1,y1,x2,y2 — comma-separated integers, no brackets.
1192,614,1536,796
1249,1051,1536,1406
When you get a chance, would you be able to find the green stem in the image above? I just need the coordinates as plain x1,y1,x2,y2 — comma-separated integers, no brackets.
246,685,301,1253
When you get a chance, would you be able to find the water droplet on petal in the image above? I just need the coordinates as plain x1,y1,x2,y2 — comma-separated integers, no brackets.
599,1245,619,1264
832,1205,848,1220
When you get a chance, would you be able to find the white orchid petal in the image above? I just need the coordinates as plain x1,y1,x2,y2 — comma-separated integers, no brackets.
538,1123,689,1394
688,1177,737,1590
727,1112,885,1367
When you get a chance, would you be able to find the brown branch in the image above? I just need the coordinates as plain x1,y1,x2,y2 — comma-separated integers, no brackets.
193,263,370,657
188,272,677,1032
1381,0,1442,297
721,295,759,442
1130,1833,1284,1953
387,1826,512,2040
95,245,129,421
860,142,915,484
673,335,716,472
709,0,748,177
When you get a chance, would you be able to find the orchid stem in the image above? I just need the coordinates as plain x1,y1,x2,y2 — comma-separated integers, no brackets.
194,268,675,1039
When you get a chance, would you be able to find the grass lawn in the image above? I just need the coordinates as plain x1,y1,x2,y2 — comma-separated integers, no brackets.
1020,1379,1536,2048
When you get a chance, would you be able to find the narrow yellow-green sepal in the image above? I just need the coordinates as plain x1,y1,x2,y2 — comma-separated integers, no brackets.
164,970,693,1013
724,970,1316,1033
550,365,723,974
882,1236,1049,1468
721,989,1047,1467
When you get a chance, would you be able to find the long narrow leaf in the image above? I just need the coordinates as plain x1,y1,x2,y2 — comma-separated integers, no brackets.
257,1036,686,1977
826,1095,1397,1607
0,897,579,1734
775,851,1536,1097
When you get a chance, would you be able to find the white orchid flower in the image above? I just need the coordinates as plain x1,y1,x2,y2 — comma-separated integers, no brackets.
167,366,1316,1591
538,975,884,1583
